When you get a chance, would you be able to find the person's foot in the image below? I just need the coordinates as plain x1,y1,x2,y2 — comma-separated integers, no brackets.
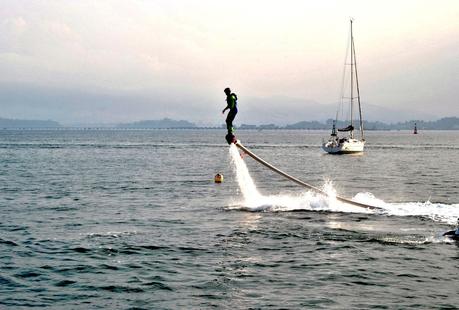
225,133,236,145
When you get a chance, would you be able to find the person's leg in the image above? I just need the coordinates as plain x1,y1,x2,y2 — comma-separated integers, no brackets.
225,118,231,133
226,110,237,133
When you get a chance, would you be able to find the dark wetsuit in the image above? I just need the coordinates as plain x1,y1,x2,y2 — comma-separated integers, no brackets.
225,93,238,134
443,229,459,240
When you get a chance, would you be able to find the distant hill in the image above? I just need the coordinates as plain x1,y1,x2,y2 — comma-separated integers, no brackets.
285,120,329,129
116,118,196,129
0,117,61,128
244,117,459,130
409,117,459,130
363,117,459,130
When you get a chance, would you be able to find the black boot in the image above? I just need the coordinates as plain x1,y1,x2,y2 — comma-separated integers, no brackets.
225,133,236,145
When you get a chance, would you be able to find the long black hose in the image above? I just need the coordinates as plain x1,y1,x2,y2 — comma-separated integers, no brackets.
235,141,383,211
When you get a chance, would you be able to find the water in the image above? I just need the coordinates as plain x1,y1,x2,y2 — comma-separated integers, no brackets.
1,129,458,309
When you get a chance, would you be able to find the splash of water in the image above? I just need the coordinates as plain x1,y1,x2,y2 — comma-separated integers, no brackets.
229,144,459,224
229,144,367,213
229,144,262,207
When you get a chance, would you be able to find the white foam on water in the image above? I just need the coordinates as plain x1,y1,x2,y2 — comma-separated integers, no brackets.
229,144,263,207
229,145,459,225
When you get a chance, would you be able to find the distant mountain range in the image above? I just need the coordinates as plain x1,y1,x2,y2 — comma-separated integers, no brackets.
115,118,196,129
282,117,459,130
0,117,61,128
1,117,459,130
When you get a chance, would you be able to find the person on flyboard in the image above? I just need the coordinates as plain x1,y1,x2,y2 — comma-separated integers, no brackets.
222,87,238,144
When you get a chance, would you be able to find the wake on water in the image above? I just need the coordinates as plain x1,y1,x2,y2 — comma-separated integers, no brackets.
228,144,459,225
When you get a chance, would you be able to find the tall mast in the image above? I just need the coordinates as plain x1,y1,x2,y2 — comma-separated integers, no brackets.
350,19,354,139
352,20,364,140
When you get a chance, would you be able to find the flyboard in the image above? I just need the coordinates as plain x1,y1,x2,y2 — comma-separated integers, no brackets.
225,133,382,211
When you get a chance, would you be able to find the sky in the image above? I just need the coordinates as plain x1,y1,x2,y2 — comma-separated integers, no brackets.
0,0,458,125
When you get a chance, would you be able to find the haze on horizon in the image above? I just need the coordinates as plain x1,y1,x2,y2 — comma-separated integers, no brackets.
1,0,458,125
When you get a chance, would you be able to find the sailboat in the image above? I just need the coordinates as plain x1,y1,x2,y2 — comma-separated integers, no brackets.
322,19,365,154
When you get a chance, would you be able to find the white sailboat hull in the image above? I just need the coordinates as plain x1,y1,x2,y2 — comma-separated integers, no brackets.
322,138,365,154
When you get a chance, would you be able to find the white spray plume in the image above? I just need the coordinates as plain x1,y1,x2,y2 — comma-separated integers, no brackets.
229,144,459,224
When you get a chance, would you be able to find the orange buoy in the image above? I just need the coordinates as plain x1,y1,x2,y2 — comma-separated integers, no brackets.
214,173,223,183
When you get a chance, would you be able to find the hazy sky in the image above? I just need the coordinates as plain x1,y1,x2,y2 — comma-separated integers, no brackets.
1,0,458,124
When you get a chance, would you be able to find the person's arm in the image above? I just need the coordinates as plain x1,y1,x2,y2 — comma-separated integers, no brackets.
222,105,229,114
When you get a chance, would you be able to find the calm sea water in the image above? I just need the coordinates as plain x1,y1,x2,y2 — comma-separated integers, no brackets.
1,129,458,309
